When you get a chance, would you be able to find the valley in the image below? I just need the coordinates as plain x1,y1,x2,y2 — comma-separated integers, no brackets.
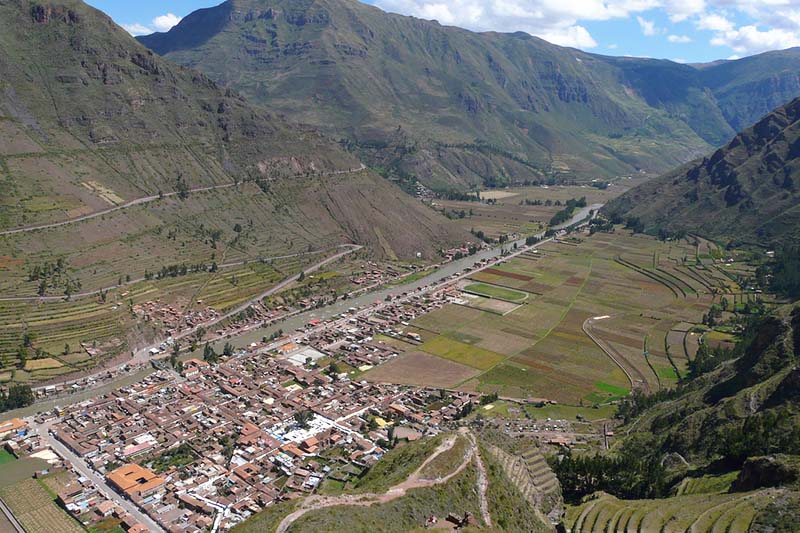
1,0,800,532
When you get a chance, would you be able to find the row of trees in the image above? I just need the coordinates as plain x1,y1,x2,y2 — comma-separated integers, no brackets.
553,435,668,502
0,384,35,413
549,196,587,226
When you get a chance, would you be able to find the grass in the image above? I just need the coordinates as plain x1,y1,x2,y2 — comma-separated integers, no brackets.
594,382,630,396
524,403,618,421
418,435,469,480
289,466,482,532
0,449,16,465
350,435,444,493
462,283,528,303
419,335,506,370
231,499,300,533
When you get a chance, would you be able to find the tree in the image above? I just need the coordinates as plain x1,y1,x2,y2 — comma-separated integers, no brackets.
63,344,70,356
222,342,234,357
294,410,314,429
298,271,305,282
22,333,35,348
203,342,218,364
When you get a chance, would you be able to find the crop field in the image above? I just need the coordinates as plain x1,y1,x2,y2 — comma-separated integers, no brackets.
462,282,529,302
364,350,480,388
0,478,84,533
436,183,635,239
388,230,736,404
418,335,507,370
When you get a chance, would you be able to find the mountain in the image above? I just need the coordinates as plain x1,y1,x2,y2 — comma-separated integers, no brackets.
605,96,800,247
0,0,468,268
138,0,800,191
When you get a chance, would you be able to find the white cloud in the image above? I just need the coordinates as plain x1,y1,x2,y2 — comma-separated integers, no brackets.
668,34,692,43
608,43,619,49
673,57,688,63
122,23,152,36
373,0,666,50
539,25,598,48
697,13,734,33
152,13,182,33
710,25,800,54
122,12,182,36
665,0,705,22
636,16,659,36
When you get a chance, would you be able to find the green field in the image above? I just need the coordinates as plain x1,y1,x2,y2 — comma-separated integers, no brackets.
463,283,529,302
0,449,15,465
419,335,506,370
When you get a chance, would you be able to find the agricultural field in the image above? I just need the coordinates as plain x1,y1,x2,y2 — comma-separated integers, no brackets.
565,487,780,532
462,282,529,303
385,229,740,405
364,350,479,388
435,182,634,239
0,478,84,533
0,249,358,383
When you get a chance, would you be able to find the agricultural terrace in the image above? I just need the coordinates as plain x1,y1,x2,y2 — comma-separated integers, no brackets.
0,250,352,384
565,487,779,532
384,230,739,404
435,182,633,240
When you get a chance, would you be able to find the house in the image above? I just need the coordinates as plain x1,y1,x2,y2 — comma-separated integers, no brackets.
106,464,165,499
0,418,26,439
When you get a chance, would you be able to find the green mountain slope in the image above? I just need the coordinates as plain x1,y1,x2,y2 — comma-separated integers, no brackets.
558,303,800,531
0,0,468,264
137,0,800,190
605,96,800,247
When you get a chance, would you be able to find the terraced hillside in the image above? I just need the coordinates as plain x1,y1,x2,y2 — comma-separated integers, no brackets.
486,444,563,522
0,0,470,381
567,489,780,532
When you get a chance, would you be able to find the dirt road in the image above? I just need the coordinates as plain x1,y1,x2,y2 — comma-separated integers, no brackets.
276,430,489,533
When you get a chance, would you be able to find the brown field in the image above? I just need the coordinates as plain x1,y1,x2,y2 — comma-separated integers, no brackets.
458,294,520,315
364,351,479,388
24,357,64,371
482,268,532,281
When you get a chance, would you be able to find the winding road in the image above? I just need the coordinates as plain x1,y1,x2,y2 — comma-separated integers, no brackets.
275,430,486,533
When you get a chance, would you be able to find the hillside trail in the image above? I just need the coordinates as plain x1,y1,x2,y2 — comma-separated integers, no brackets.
275,429,482,533
0,163,367,237
469,432,493,527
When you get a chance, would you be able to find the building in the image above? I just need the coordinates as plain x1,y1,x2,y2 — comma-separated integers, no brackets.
106,464,165,499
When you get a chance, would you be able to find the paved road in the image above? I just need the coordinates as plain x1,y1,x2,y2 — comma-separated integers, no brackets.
34,420,166,533
213,203,602,353
0,164,367,237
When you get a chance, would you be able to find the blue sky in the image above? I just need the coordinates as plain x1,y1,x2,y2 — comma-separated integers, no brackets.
88,0,800,63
